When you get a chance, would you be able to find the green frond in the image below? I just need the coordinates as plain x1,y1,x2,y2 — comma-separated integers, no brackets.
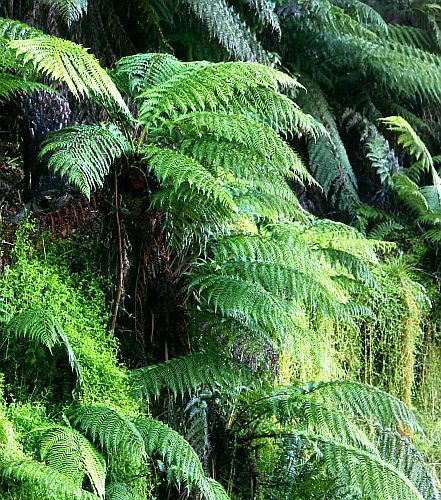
41,0,89,26
238,387,376,453
0,459,99,499
182,0,267,62
40,123,130,198
337,0,388,34
366,133,399,185
368,221,404,240
300,79,358,210
381,116,433,171
144,146,237,210
314,434,425,500
137,60,302,123
105,483,140,499
68,405,145,464
113,53,184,95
9,35,129,113
167,112,315,185
0,17,43,40
131,352,250,400
375,429,440,500
191,273,303,343
0,72,50,98
392,173,429,215
39,426,106,498
243,0,280,33
5,309,81,377
306,380,423,434
135,417,229,500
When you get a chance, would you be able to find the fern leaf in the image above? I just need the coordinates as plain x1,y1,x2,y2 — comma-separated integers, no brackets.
68,406,146,464
9,36,129,113
131,352,250,400
167,112,316,185
144,146,237,210
0,459,99,499
39,123,130,198
5,309,81,377
137,60,302,123
135,417,229,500
41,0,89,26
39,426,106,498
306,381,423,434
381,116,433,172
0,72,51,98
183,0,265,62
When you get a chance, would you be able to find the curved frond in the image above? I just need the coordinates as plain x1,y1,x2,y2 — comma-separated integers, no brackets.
306,380,423,434
9,36,129,112
0,459,99,499
68,405,145,464
39,426,106,498
135,417,229,500
40,123,130,198
5,309,81,377
131,352,250,400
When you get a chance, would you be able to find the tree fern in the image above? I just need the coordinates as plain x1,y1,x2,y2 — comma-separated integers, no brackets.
131,352,250,401
39,123,130,198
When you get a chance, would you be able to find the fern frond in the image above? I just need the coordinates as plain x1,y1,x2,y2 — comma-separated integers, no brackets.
381,116,433,171
0,17,43,40
131,352,249,401
0,459,99,499
68,405,146,464
105,483,140,499
314,435,425,500
238,387,376,453
9,35,129,113
375,428,440,500
41,0,89,26
135,417,229,500
39,425,106,498
137,60,302,123
0,72,50,98
392,173,429,215
144,146,237,210
167,112,315,185
5,309,80,377
300,79,358,210
306,381,423,434
40,123,130,198
113,53,184,95
243,0,280,34
182,0,266,62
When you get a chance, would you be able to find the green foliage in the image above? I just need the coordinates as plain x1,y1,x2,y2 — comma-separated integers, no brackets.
40,124,130,198
235,380,438,499
39,425,106,497
131,352,250,400
41,0,89,26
